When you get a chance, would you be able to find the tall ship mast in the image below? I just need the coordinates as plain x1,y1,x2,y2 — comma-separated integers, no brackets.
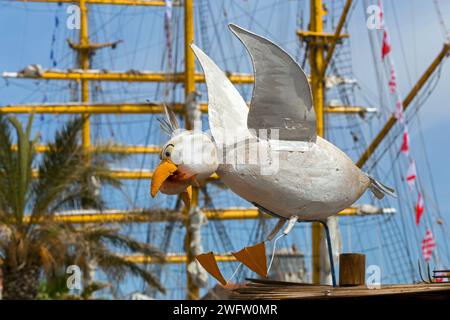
1,0,449,299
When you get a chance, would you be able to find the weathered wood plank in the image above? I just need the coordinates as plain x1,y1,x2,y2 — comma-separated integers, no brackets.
229,279,450,300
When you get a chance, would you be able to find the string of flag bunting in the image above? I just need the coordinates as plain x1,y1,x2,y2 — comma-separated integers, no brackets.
49,11,60,68
41,8,61,122
164,0,174,70
378,1,436,263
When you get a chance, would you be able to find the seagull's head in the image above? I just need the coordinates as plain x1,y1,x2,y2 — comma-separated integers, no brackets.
150,107,218,207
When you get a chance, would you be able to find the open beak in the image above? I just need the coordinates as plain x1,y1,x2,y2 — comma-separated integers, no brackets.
151,159,193,208
151,159,178,198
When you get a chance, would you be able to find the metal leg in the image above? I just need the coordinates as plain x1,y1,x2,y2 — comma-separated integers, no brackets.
266,218,286,241
319,220,337,287
251,202,337,287
251,202,284,219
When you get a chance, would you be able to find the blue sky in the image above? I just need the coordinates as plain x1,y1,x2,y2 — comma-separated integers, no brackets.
0,0,450,298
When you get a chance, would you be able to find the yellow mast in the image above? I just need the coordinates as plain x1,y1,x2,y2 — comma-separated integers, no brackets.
183,0,199,300
306,0,354,285
309,0,325,285
79,0,91,151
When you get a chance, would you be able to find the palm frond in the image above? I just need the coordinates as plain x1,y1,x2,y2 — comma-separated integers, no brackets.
38,245,56,273
95,251,165,294
31,117,123,219
31,118,86,219
0,115,36,224
0,116,165,297
0,115,15,218
79,226,165,260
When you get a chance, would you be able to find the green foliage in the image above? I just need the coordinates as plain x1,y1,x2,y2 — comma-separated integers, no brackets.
37,271,109,300
0,115,165,299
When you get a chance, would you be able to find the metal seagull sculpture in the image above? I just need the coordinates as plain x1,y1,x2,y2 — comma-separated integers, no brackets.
151,24,396,286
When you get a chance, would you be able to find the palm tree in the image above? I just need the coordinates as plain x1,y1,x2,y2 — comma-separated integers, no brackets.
0,115,165,299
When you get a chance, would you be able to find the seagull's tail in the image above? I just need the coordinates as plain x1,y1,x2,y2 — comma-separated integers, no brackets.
367,175,397,199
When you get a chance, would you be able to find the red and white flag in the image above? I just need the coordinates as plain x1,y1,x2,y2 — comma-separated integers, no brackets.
421,229,436,262
381,30,391,60
378,0,385,26
400,128,410,155
389,65,397,93
416,192,424,225
406,161,417,190
394,100,404,123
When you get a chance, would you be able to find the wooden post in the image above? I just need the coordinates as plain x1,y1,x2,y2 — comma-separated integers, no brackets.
339,253,366,286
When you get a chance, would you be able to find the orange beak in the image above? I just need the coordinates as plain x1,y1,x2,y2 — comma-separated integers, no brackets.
151,159,178,198
151,159,193,208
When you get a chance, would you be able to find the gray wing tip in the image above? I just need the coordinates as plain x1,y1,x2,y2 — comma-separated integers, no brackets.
228,22,316,142
228,23,309,77
228,23,240,31
228,23,255,38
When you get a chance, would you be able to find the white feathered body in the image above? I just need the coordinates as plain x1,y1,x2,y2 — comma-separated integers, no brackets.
217,136,370,220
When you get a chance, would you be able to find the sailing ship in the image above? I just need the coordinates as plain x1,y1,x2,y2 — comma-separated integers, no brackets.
0,0,449,299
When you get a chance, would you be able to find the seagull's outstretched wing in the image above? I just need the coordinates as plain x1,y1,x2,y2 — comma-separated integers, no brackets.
229,24,316,142
191,44,250,145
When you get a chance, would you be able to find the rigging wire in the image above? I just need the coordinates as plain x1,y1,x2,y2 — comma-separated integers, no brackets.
433,0,450,41
361,0,420,281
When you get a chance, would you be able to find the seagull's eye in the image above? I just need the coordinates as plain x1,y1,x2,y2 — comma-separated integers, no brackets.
162,144,174,160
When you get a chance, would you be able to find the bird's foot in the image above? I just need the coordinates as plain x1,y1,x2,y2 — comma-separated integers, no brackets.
231,242,268,278
196,242,268,286
195,252,227,285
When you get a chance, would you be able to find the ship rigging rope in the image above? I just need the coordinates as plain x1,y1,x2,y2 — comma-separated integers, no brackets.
433,0,449,41
374,0,449,267
390,0,413,86
133,10,185,293
130,7,182,208
400,63,450,258
360,0,425,279
366,62,444,173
